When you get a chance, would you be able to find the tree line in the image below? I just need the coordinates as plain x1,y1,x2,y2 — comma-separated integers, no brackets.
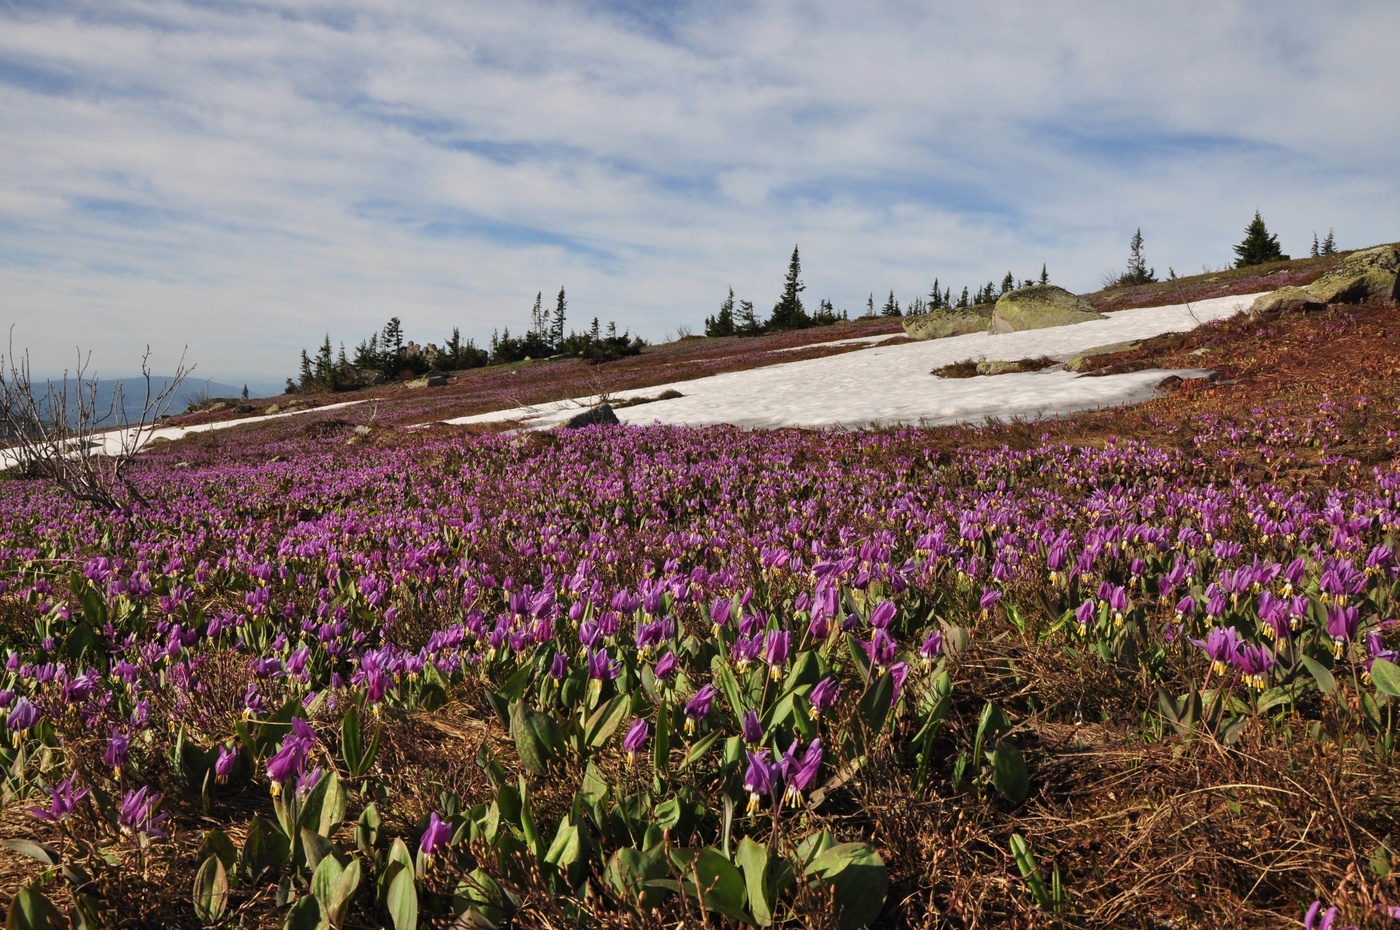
289,289,644,393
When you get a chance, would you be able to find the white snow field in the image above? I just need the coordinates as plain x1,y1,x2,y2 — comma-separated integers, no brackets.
443,293,1265,431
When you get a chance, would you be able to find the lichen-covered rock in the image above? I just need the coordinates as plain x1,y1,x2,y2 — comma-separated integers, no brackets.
990,286,1105,334
1250,286,1326,318
560,403,620,429
1305,246,1400,304
902,307,992,340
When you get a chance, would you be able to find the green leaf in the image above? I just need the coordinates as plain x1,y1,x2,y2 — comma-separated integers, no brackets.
687,847,749,923
517,776,543,861
192,855,230,925
1009,833,1053,911
511,702,564,775
340,706,364,773
544,815,589,889
0,840,59,866
243,815,292,882
6,884,63,930
282,894,326,930
710,656,746,726
989,742,1030,805
386,863,418,930
805,843,889,930
736,837,774,927
1371,658,1400,698
1300,655,1337,696
605,847,670,909
856,671,893,736
316,857,360,928
584,695,630,751
355,804,381,858
678,730,720,771
301,828,339,874
199,828,238,873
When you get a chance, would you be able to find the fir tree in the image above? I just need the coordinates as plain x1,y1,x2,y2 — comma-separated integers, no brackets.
1121,228,1157,285
299,350,313,388
1232,211,1289,268
1000,271,1015,295
1310,232,1320,258
866,294,875,318
768,245,808,330
1321,229,1336,255
957,287,970,308
706,287,737,337
928,278,942,309
241,384,249,400
881,290,900,317
551,288,567,349
1039,264,1049,285
736,300,760,336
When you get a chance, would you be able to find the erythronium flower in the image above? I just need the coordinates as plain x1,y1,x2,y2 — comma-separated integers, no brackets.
1075,599,1095,633
104,727,129,778
7,696,39,737
869,600,897,629
764,630,790,680
919,631,943,668
29,773,88,823
118,786,168,839
1304,901,1357,930
890,662,909,705
586,648,620,698
214,744,237,783
741,709,763,747
979,589,1001,617
867,628,897,670
684,684,716,734
419,812,452,869
653,651,678,681
1190,626,1243,676
549,653,568,686
809,677,841,719
781,739,822,808
1234,643,1276,690
623,718,649,765
1326,605,1360,656
743,750,774,815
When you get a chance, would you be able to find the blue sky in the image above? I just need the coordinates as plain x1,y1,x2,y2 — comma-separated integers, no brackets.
1,0,1397,388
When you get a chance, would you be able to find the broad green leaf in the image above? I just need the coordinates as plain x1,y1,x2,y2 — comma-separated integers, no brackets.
199,828,238,873
282,894,325,930
736,837,774,927
989,743,1029,805
340,707,363,773
679,730,720,771
386,863,418,930
605,847,669,909
301,828,339,874
544,815,588,889
243,815,291,881
584,695,630,750
1300,656,1337,696
192,855,229,925
805,843,888,930
511,702,564,775
356,804,381,857
6,884,63,930
1371,658,1400,698
688,847,749,923
0,840,59,866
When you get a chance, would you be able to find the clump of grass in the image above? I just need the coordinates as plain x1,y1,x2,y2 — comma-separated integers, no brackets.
932,359,981,378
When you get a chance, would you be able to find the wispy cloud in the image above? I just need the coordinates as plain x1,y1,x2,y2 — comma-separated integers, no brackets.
1,0,1395,385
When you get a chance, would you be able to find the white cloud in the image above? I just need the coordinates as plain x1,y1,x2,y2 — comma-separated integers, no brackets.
0,0,1395,385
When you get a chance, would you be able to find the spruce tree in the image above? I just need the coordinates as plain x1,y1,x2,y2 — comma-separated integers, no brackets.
1000,271,1015,295
1122,229,1156,285
707,287,736,337
768,245,808,330
881,290,900,317
552,288,567,350
1310,232,1320,258
866,294,875,318
1232,211,1288,268
929,278,942,309
1039,264,1049,285
736,300,759,336
1321,229,1336,255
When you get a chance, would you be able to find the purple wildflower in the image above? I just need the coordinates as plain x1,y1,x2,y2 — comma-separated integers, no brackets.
419,811,452,868
741,709,763,746
29,773,88,823
764,630,791,680
683,684,716,734
653,651,678,681
118,786,168,839
742,750,774,815
623,718,650,764
781,739,822,808
809,677,841,718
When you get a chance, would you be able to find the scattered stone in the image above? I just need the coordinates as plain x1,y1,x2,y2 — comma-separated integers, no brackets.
902,306,993,340
265,404,281,415
1250,286,1326,318
1066,340,1145,372
990,285,1106,334
1305,245,1400,304
234,404,254,414
560,404,621,429
208,402,228,412
1156,375,1185,392
973,357,1060,376
269,454,287,463
353,425,372,437
426,372,449,387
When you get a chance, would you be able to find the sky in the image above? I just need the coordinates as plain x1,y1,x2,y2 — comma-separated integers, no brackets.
1,1,1396,389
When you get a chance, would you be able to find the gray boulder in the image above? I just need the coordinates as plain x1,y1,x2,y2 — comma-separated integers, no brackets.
1065,340,1144,372
1305,245,1400,304
561,403,620,429
902,307,992,340
990,286,1105,334
1250,286,1325,318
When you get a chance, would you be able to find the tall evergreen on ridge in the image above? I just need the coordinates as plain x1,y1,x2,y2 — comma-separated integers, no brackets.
768,245,809,330
706,287,737,337
552,288,567,350
1321,229,1336,255
1232,211,1289,268
881,290,901,317
1039,264,1049,285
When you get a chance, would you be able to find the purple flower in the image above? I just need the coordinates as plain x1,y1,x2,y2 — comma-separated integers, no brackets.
684,684,716,734
548,652,569,685
1075,599,1095,632
587,649,620,695
104,727,129,777
29,773,88,823
979,589,1001,615
919,630,943,667
809,677,841,718
890,662,909,705
866,628,898,670
266,720,316,795
419,811,452,868
653,651,678,681
763,630,791,679
214,745,238,783
870,600,897,629
709,597,732,634
623,718,650,763
1190,626,1243,676
118,786,168,839
1233,643,1276,690
1326,605,1360,655
1304,901,1357,930
781,739,822,808
7,696,39,736
742,750,774,814
741,709,763,746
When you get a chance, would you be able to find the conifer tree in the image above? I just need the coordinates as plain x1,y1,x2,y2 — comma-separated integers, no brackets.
1039,264,1049,285
768,245,808,330
736,300,760,336
1000,271,1015,295
552,288,567,349
881,290,900,317
1321,229,1336,255
1232,211,1289,267
866,294,875,318
706,287,737,337
1122,228,1157,285
1310,232,1320,258
928,278,942,309
958,286,970,308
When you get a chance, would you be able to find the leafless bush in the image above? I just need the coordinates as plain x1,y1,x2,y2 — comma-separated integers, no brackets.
0,330,192,509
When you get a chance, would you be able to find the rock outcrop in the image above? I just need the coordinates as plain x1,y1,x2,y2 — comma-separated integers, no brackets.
560,404,620,429
1250,286,1325,318
1304,245,1400,305
990,286,1105,334
902,307,992,340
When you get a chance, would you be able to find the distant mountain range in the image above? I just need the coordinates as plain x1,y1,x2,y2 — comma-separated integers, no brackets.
29,376,264,428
